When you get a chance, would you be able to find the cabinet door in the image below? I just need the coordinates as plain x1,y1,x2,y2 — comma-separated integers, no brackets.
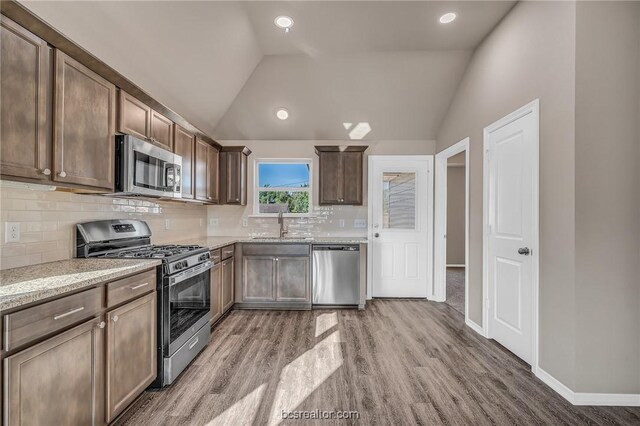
242,256,275,301
194,137,209,202
174,125,195,199
106,292,156,423
221,257,234,312
0,16,51,180
53,50,116,190
276,256,310,302
341,152,363,205
150,110,173,151
4,317,105,426
223,151,241,204
210,263,222,324
207,145,220,204
318,151,342,204
118,90,150,141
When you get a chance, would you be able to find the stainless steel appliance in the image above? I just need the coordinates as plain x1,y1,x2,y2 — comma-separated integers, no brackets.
76,219,211,387
312,245,360,306
114,134,182,198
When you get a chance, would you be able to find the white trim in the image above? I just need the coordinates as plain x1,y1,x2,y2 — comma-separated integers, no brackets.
465,318,488,337
433,138,470,319
535,368,640,407
483,99,540,370
252,158,313,216
367,155,434,300
446,264,465,268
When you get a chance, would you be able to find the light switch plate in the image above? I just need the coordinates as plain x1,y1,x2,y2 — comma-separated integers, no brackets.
242,218,249,227
209,218,219,226
354,219,367,229
5,222,19,243
164,219,171,230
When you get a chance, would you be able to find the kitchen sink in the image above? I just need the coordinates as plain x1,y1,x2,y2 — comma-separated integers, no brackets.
250,236,314,241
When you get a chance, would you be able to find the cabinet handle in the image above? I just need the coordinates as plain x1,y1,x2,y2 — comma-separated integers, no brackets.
113,315,119,322
53,306,84,320
57,171,67,178
130,282,150,291
41,168,51,176
188,337,199,350
97,321,106,329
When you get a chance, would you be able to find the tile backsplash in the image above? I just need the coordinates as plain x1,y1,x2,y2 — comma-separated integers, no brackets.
0,181,207,270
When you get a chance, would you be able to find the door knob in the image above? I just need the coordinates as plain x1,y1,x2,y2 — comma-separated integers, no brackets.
518,247,531,255
374,233,380,238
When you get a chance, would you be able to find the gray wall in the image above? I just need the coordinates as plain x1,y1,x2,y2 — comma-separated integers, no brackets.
446,165,465,265
574,1,640,394
436,1,577,387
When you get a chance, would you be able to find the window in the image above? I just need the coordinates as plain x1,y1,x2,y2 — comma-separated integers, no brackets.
254,159,312,215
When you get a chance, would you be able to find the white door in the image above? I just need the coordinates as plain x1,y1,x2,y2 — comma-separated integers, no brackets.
484,100,539,365
369,156,433,298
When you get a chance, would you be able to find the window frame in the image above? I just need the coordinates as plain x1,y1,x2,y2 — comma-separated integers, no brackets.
253,158,314,217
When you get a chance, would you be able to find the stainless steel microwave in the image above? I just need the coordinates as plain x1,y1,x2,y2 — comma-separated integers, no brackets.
114,135,182,198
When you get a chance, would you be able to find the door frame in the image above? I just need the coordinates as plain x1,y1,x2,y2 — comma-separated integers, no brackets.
433,138,470,313
366,155,434,299
483,99,540,368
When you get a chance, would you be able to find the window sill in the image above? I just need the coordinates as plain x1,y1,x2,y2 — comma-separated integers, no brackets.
248,214,317,219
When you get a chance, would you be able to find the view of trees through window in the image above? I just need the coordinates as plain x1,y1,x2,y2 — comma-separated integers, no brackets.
257,162,311,214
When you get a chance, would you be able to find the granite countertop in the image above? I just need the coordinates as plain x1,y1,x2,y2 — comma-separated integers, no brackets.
175,236,368,250
0,258,161,311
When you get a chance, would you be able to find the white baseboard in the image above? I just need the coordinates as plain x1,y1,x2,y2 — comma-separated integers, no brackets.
446,264,465,268
465,318,487,337
535,367,640,406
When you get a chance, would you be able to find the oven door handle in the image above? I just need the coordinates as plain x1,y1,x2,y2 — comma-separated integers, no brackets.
168,261,213,286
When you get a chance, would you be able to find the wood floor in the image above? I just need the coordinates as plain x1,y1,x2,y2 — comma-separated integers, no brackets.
117,300,640,425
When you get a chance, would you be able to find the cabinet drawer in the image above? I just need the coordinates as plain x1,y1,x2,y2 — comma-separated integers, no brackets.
106,269,156,308
242,243,310,257
3,287,103,352
221,244,234,260
210,249,221,264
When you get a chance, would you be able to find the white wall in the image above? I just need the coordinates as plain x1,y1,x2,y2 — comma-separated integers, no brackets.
208,140,435,237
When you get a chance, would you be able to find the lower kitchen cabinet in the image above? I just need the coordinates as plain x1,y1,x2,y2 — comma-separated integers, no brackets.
210,262,222,324
237,244,311,308
3,317,105,425
105,292,156,423
210,245,235,326
221,257,235,312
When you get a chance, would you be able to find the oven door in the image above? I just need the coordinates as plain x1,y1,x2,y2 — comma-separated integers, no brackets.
163,261,212,355
117,135,182,198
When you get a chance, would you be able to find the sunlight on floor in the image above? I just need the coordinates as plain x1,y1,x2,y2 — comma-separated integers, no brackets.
268,329,343,425
206,383,267,426
314,312,338,337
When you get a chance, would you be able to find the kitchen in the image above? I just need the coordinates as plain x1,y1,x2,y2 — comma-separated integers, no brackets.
1,1,640,425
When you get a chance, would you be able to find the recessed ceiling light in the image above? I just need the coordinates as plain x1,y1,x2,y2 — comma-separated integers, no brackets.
276,108,289,120
439,12,457,24
274,16,294,32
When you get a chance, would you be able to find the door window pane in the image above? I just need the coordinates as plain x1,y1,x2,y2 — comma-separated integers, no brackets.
383,172,416,229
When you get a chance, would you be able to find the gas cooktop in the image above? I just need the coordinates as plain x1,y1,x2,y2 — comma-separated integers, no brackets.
104,244,205,260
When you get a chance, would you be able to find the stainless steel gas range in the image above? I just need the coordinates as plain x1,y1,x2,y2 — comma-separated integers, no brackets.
76,219,211,387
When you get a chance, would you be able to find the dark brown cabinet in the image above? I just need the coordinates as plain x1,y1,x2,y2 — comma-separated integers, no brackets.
242,256,276,302
276,257,310,302
54,50,116,191
4,317,105,426
315,146,368,205
105,292,156,422
210,262,222,324
195,136,219,204
174,125,195,199
221,257,235,312
220,147,251,205
118,90,173,151
210,245,234,325
0,16,51,182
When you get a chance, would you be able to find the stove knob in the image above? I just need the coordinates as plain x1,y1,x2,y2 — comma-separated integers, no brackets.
175,262,183,271
199,254,208,262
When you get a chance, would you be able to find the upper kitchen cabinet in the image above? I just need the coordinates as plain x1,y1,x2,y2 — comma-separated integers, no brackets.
194,136,219,204
315,146,368,205
54,50,116,191
0,16,52,181
174,125,195,200
118,90,173,151
220,146,251,205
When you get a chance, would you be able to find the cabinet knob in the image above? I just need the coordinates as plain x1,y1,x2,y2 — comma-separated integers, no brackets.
97,321,106,329
41,168,51,176
113,315,119,322
58,171,67,178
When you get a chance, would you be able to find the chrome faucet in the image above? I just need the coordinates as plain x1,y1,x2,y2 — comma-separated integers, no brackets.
277,211,288,238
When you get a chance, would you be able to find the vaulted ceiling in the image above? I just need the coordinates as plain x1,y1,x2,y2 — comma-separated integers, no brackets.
21,1,515,140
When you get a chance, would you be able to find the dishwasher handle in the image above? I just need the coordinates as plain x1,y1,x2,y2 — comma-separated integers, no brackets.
313,245,359,251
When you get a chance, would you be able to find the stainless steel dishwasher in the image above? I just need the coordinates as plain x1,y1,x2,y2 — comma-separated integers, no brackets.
312,245,360,306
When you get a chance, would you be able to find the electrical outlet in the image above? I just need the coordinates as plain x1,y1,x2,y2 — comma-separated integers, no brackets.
5,222,20,243
209,218,219,227
354,219,367,229
164,219,171,230
242,218,249,228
